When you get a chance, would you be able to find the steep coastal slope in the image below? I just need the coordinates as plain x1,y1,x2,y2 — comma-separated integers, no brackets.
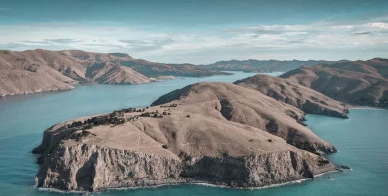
281,58,388,108
0,49,224,97
234,74,348,118
201,59,343,73
33,82,338,192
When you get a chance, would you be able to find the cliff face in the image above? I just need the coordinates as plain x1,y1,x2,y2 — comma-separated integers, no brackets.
35,143,334,191
280,58,388,108
234,74,348,118
182,150,333,187
35,144,182,191
33,82,339,192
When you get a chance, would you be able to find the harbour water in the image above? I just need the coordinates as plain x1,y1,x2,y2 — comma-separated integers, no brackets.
0,72,387,196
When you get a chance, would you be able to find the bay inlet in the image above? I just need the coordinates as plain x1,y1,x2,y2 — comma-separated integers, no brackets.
0,72,387,196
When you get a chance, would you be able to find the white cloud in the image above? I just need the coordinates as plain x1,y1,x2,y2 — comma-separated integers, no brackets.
44,38,80,44
0,20,387,64
368,22,388,29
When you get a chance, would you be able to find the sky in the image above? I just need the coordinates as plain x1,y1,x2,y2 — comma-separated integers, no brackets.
0,0,387,64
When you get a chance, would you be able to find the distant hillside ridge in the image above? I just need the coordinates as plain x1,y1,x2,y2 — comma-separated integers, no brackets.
201,59,346,73
280,58,388,108
234,74,349,118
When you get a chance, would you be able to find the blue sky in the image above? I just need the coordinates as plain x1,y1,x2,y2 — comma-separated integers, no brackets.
0,0,388,63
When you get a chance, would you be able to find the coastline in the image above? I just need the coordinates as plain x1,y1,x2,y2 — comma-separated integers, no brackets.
36,169,341,194
0,76,179,98
349,107,386,110
346,104,386,110
0,87,75,98
0,80,160,98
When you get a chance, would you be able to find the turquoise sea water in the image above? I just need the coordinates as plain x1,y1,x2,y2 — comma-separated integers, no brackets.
0,72,387,196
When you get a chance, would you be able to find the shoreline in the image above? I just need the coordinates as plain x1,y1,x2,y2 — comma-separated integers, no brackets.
0,76,182,98
347,104,386,110
0,71,279,98
349,107,386,110
37,169,341,194
0,87,75,98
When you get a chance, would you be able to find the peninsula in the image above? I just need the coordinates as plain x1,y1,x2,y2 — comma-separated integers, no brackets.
0,49,226,97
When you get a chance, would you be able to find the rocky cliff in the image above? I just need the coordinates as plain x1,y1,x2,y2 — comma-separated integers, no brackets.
234,74,348,118
33,82,339,192
35,144,334,192
35,144,182,191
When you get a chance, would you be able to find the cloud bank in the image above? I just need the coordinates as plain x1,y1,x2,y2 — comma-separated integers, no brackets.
0,17,387,64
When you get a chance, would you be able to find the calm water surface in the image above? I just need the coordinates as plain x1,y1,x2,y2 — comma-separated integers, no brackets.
0,72,387,196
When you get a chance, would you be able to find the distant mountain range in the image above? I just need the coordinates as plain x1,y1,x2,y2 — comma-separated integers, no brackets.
1,48,387,103
200,59,347,73
0,49,226,97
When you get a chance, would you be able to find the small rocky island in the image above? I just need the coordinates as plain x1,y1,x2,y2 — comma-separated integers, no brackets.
33,82,344,192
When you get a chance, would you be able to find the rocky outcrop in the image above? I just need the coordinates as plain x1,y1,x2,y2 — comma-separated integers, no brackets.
280,58,388,108
234,74,348,118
